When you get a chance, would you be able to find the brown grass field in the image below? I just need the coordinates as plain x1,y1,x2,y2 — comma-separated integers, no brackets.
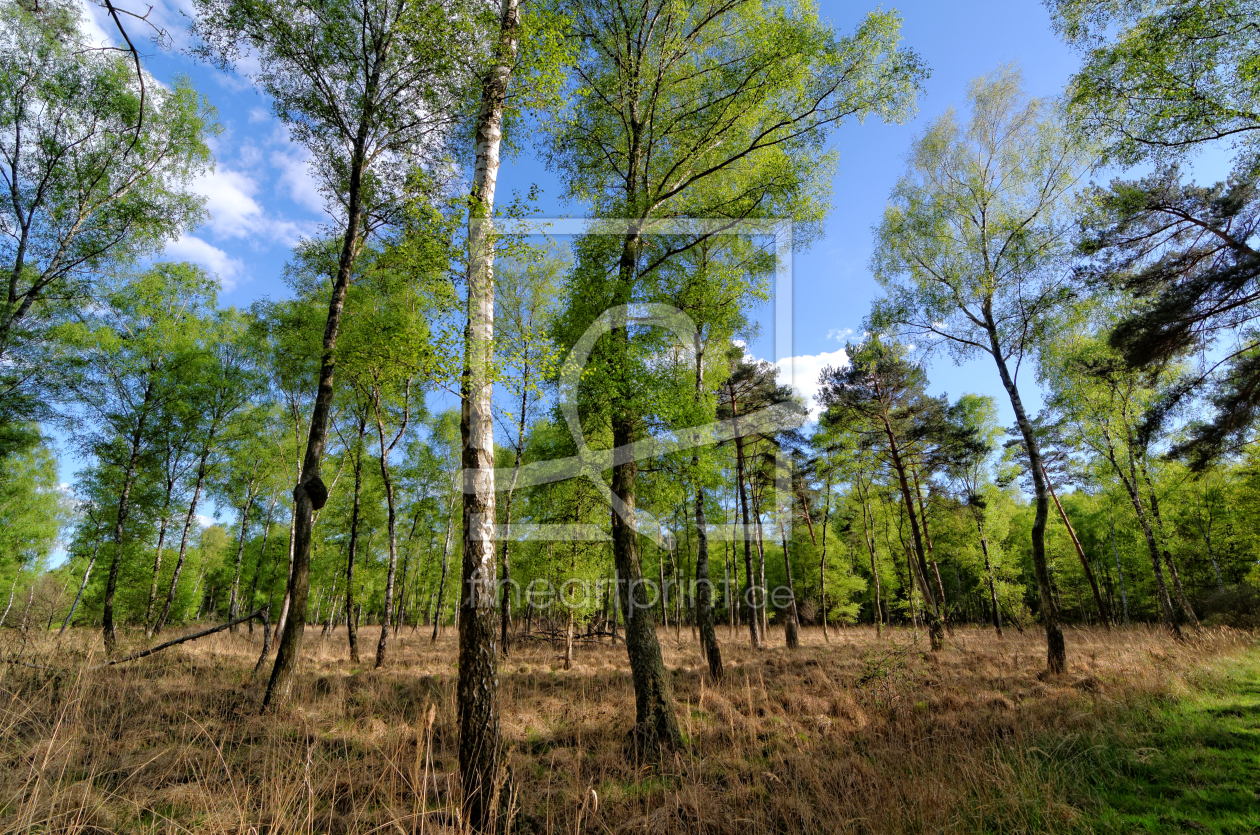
1,623,1256,834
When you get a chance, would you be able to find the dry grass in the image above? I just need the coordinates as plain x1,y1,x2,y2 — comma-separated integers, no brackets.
0,622,1254,834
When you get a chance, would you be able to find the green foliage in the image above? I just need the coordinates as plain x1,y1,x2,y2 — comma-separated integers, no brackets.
0,438,66,583
1050,0,1260,164
0,0,215,457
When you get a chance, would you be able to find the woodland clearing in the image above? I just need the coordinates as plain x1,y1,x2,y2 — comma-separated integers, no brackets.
2,625,1257,835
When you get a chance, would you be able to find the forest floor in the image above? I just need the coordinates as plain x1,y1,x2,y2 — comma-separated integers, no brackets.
1,622,1257,834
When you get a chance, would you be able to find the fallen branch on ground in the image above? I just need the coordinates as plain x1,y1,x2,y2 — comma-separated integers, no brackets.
96,608,267,668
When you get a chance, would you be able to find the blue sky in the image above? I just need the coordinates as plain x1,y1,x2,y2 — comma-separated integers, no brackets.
64,0,1233,492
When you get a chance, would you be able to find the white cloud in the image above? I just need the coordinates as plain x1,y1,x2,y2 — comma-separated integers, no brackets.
271,143,326,215
74,0,115,48
195,514,215,529
775,347,850,420
164,235,247,291
826,327,854,342
191,166,305,245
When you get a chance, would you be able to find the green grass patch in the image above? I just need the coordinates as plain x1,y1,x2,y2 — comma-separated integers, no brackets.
1044,646,1260,834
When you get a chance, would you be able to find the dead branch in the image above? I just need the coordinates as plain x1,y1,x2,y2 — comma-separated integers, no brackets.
96,608,267,668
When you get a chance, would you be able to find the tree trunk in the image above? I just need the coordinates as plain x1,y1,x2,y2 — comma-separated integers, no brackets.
60,538,100,637
247,497,277,636
345,417,367,663
910,465,950,634
858,483,883,638
153,454,209,638
694,481,722,679
983,311,1065,673
1043,464,1111,627
145,497,171,626
975,516,1002,636
321,575,338,638
499,457,520,654
272,507,296,651
1142,482,1200,627
657,551,669,629
457,0,521,823
777,500,801,649
431,490,455,642
802,479,830,641
752,492,769,639
0,570,19,630
1104,432,1180,636
104,379,155,652
262,67,376,709
373,388,408,668
877,411,943,650
1109,508,1130,624
605,238,683,755
728,390,762,650
228,481,259,632
395,509,420,634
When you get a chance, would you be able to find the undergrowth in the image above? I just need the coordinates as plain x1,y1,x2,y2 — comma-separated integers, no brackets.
0,624,1255,834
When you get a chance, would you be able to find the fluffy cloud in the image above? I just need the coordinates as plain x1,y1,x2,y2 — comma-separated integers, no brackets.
271,142,326,215
774,347,850,419
163,235,247,291
73,0,115,47
191,166,305,245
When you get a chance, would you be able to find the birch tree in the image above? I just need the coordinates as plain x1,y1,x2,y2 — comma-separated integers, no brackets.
549,0,924,750
869,67,1095,673
191,0,474,707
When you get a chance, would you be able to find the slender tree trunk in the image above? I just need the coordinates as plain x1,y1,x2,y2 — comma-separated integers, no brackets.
877,411,943,650
726,542,737,637
145,498,171,626
973,515,1002,636
563,605,575,670
248,497,277,637
604,238,683,754
228,481,259,632
1195,492,1225,591
345,418,367,663
431,489,455,643
373,388,408,668
18,582,34,634
694,481,722,679
272,508,296,650
729,394,762,649
60,539,100,637
1109,508,1131,624
499,456,521,654
395,510,420,635
657,551,669,629
1203,527,1224,591
752,489,769,639
1142,481,1200,627
104,379,155,652
1043,465,1111,627
321,575,338,638
262,76,377,710
801,479,829,641
983,311,1065,673
1105,435,1180,637
0,570,19,630
858,483,883,638
777,499,801,649
910,465,950,634
153,454,209,638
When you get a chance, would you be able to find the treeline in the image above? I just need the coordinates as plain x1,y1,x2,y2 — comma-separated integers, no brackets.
2,0,1260,822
